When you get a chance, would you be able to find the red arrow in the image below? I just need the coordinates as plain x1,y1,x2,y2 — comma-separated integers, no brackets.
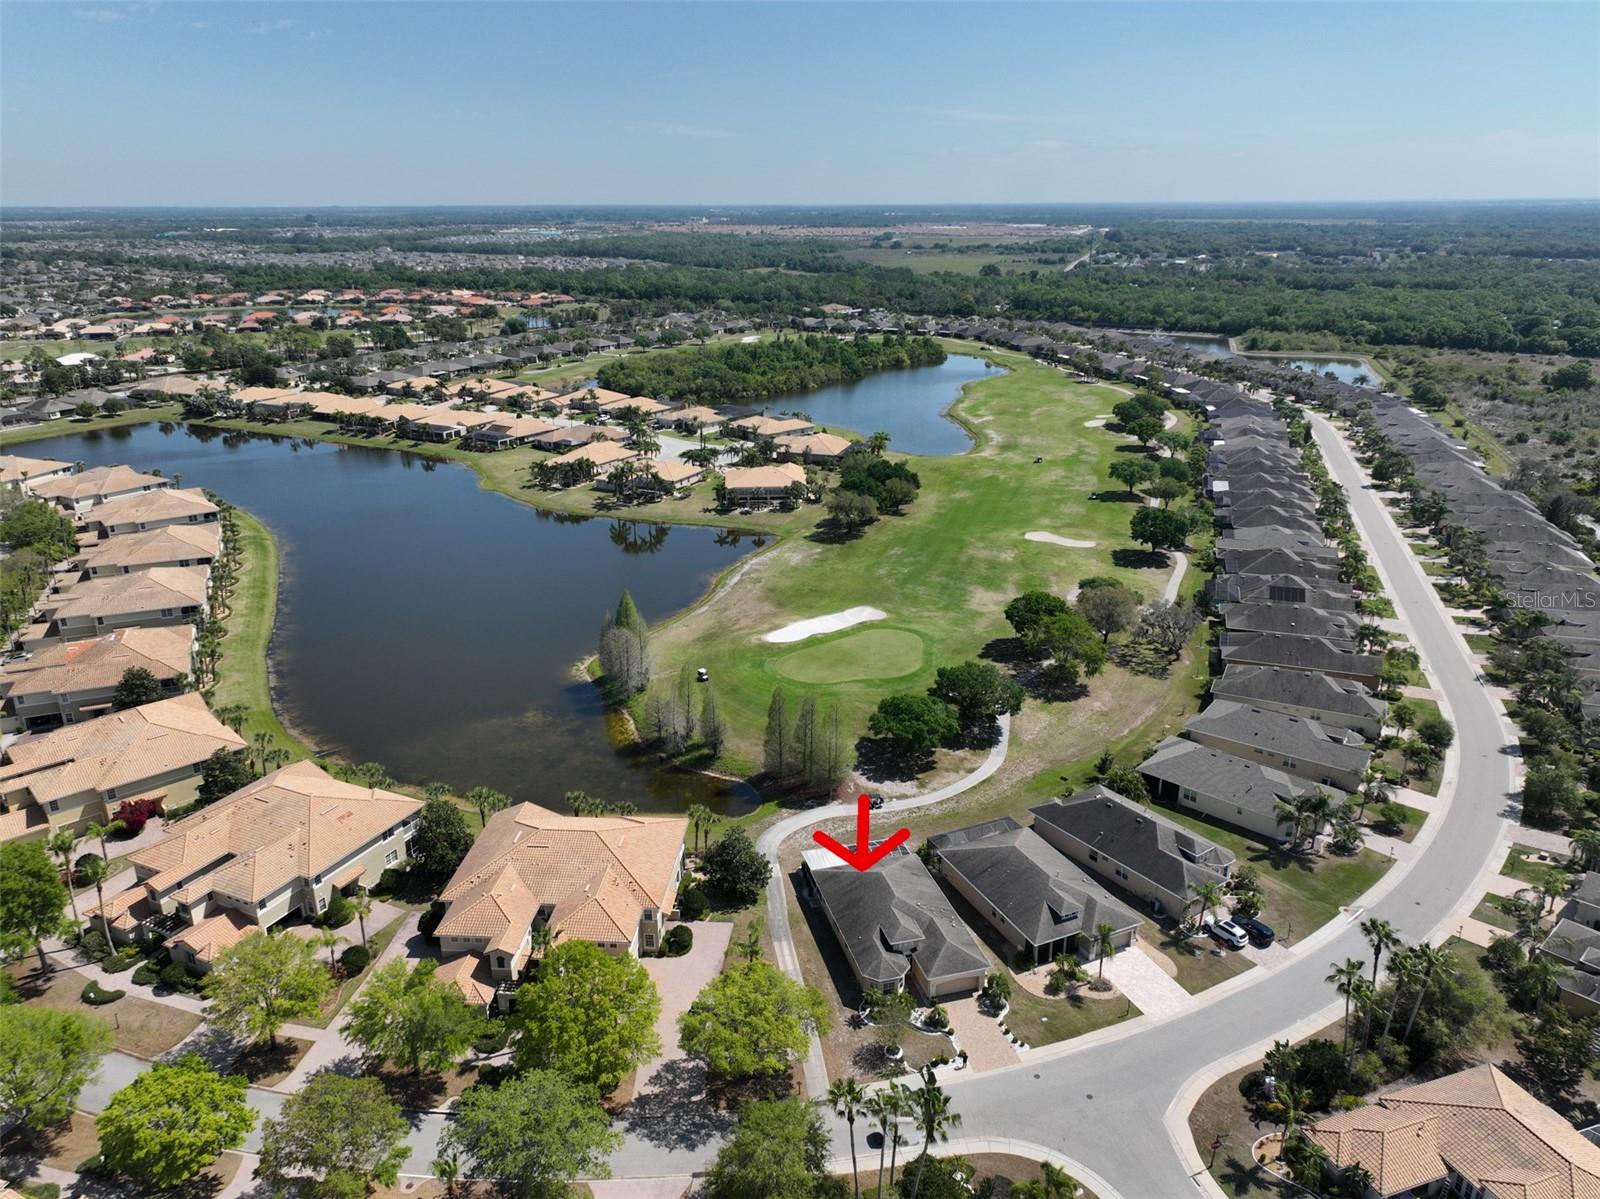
812,794,911,872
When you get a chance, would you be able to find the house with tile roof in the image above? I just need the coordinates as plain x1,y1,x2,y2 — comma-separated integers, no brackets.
801,843,990,1000
1029,785,1236,920
74,522,221,580
720,462,807,504
0,453,76,493
1,625,194,731
33,566,208,645
82,488,220,537
0,692,244,843
31,464,171,514
90,759,422,968
1308,1064,1600,1199
435,803,687,1005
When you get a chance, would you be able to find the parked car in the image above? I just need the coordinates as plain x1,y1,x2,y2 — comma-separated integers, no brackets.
868,794,885,810
1236,917,1275,948
1203,916,1249,950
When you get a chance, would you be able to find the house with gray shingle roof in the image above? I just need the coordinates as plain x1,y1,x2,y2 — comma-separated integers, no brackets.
1138,736,1346,842
927,817,1142,968
1209,665,1386,740
1219,631,1380,687
1029,786,1235,920
1218,602,1358,644
1185,700,1372,792
801,844,989,1001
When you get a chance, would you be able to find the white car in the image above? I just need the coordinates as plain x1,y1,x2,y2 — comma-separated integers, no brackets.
1204,916,1249,950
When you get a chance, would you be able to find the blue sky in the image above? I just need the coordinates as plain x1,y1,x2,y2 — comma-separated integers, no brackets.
3,1,1597,206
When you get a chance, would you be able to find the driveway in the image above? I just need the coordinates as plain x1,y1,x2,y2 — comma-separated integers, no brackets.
635,920,733,1094
943,996,1017,1072
1100,942,1192,1019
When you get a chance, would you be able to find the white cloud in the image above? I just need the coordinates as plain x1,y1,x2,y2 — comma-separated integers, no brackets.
243,18,296,34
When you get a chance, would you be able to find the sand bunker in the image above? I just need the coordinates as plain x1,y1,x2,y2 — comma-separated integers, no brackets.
1083,416,1111,428
1025,531,1097,549
762,606,888,644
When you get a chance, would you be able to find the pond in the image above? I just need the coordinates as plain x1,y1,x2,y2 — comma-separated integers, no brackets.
1134,332,1379,388
24,422,762,814
778,353,1000,456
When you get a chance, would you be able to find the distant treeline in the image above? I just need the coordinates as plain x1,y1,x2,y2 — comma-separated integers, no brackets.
595,333,946,405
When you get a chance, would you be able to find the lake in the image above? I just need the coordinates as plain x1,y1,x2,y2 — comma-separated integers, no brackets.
23,422,761,813
779,353,1000,456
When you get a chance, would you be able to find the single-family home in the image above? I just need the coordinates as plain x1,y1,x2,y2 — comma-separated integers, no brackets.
1218,632,1382,688
0,692,244,843
528,425,629,451
75,523,221,579
595,457,705,495
801,843,990,1000
35,566,209,643
727,415,817,440
0,454,76,493
1138,736,1348,842
83,488,220,537
1208,665,1387,740
720,463,807,504
93,760,421,969
0,625,195,730
31,464,171,514
1184,701,1372,793
434,804,687,1005
927,817,1142,967
1307,1064,1600,1199
1564,872,1600,931
666,406,724,434
551,441,639,477
1028,786,1236,920
775,432,852,463
465,416,559,450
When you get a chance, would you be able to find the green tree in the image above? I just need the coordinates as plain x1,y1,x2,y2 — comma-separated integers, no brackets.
0,839,70,974
704,1096,835,1199
827,489,880,532
197,747,255,806
1130,506,1188,552
0,1006,111,1137
1415,712,1455,756
929,661,1023,738
908,1067,962,1199
703,826,772,906
345,959,482,1075
440,1068,621,1199
1077,584,1139,642
764,688,793,778
829,1076,868,1199
47,828,81,928
111,665,165,709
868,693,960,755
1522,1008,1598,1101
1004,591,1071,639
615,588,648,639
204,930,331,1047
513,939,662,1092
1026,610,1107,689
1327,957,1366,1056
97,1053,254,1188
257,1073,411,1199
412,795,476,882
701,685,727,756
1108,456,1156,498
679,960,830,1081
464,785,510,827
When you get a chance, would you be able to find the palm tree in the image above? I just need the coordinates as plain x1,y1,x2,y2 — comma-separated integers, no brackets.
1190,881,1225,930
909,1067,962,1199
1572,828,1600,871
1039,1161,1078,1199
1380,946,1421,1043
1403,944,1454,1043
85,819,125,863
1360,917,1400,987
1326,957,1365,1056
863,1090,897,1197
528,925,554,964
828,1077,867,1198
686,803,715,854
739,919,763,964
350,891,373,949
48,829,81,927
1094,922,1116,982
313,927,342,971
77,855,113,950
886,1082,913,1188
1276,1080,1310,1142
867,431,891,456
250,731,271,774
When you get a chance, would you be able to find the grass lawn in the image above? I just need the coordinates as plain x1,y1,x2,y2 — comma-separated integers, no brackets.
1146,926,1257,993
1369,800,1427,842
7,966,200,1059
1501,847,1575,892
1003,985,1140,1047
299,911,409,1028
772,627,925,684
1465,633,1496,655
646,347,1190,767
1472,893,1522,933
0,403,183,447
211,507,310,757
1155,805,1392,945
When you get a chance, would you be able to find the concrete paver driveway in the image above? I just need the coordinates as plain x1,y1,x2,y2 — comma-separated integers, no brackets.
636,920,733,1093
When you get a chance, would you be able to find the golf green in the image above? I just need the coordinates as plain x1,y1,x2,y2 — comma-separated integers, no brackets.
771,628,925,684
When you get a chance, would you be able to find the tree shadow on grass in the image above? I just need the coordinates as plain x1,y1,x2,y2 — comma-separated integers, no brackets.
1112,547,1173,570
1091,490,1147,504
1109,641,1175,678
806,521,871,546
855,736,935,784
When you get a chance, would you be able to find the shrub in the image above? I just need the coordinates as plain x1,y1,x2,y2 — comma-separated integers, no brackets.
74,853,101,887
339,944,372,974
18,1183,60,1199
78,929,111,962
131,962,160,987
473,1018,513,1056
102,947,141,975
677,883,710,922
111,797,162,837
159,962,194,992
81,980,125,1005
322,893,354,929
662,925,693,957
419,901,446,941
371,865,408,898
